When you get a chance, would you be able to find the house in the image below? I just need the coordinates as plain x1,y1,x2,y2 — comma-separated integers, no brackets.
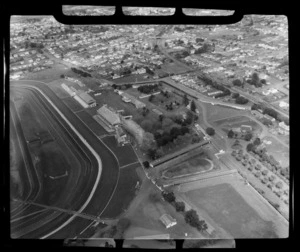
115,125,128,145
263,114,276,122
159,214,177,229
241,125,252,132
278,121,289,131
232,127,241,133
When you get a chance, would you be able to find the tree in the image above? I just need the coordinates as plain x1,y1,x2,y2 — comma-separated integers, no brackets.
246,143,254,152
228,129,234,138
141,119,154,132
141,132,155,151
253,137,261,146
162,191,176,203
162,117,175,130
183,94,189,106
143,161,150,168
148,94,155,102
232,93,240,99
147,148,157,160
174,201,185,212
190,100,196,112
60,74,65,78
158,114,164,122
184,209,199,227
235,96,249,104
275,181,283,189
206,127,215,136
232,79,243,87
244,132,253,141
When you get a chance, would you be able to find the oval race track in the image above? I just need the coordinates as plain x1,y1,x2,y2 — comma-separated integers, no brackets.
10,80,120,239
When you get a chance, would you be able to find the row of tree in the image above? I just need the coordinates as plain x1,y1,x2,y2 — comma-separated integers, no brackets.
162,192,208,232
200,75,231,97
251,103,289,125
71,67,92,78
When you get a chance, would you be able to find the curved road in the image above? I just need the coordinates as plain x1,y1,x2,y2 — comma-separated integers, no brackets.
10,80,120,239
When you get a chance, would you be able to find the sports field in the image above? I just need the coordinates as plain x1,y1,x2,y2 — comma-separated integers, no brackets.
184,183,279,238
101,165,140,218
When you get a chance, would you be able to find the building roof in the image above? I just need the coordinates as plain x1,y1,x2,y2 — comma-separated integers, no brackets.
160,214,177,228
78,92,96,105
97,105,120,125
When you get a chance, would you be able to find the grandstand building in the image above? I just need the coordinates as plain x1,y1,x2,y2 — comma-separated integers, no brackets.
77,92,96,107
94,104,120,132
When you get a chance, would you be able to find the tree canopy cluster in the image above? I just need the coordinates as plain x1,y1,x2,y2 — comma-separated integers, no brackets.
137,84,159,94
232,79,243,87
206,127,215,136
235,96,249,105
200,75,231,97
246,72,265,88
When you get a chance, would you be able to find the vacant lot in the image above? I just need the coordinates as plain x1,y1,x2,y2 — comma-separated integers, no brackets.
62,96,84,112
75,110,107,137
184,183,278,238
101,135,138,167
164,158,213,178
204,103,245,124
101,165,140,218
262,136,289,167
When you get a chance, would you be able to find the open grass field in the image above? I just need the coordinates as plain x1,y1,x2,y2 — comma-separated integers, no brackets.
164,158,213,178
204,103,245,124
124,194,203,239
101,165,140,218
184,183,278,238
75,110,107,137
22,63,70,83
62,96,84,113
262,136,289,167
101,135,139,167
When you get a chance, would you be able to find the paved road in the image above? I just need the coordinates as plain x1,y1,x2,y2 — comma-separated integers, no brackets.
10,80,120,239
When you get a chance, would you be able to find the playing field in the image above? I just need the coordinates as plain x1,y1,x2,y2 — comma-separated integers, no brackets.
262,136,289,167
184,183,279,238
101,165,140,218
